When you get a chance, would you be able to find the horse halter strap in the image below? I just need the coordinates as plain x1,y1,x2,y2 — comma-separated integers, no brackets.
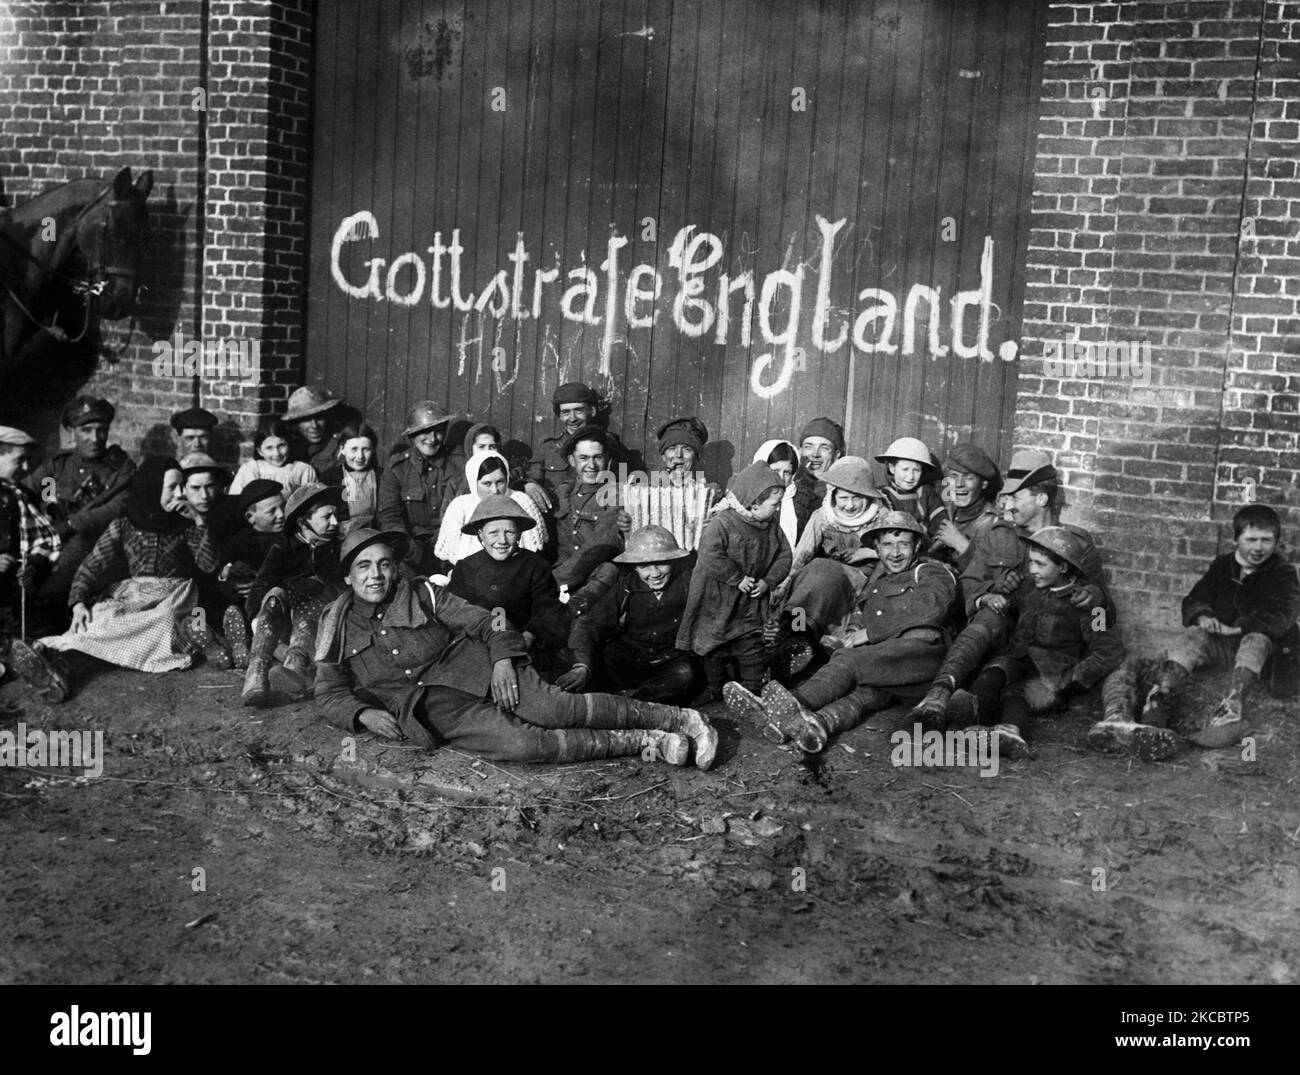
69,188,138,297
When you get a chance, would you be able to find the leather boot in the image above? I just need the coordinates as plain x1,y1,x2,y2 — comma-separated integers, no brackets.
241,606,282,708
7,639,71,703
1086,662,1179,761
222,605,251,670
180,610,232,669
1190,667,1254,748
724,681,788,743
241,657,273,708
906,676,955,731
797,685,894,753
760,681,826,753
1141,660,1188,727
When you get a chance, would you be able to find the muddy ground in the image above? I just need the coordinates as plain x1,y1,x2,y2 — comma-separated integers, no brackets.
1,656,1297,985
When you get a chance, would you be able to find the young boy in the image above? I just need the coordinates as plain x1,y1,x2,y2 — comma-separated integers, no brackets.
0,426,62,643
242,483,346,706
876,436,945,534
1138,504,1299,748
447,495,569,670
947,526,1126,759
676,462,791,699
215,479,285,669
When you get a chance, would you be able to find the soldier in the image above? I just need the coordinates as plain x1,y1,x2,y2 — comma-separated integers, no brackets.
376,400,464,575
551,425,629,602
524,382,631,511
26,395,135,615
283,385,344,472
170,406,218,457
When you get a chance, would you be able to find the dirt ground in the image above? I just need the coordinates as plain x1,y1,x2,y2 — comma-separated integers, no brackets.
1,655,1297,985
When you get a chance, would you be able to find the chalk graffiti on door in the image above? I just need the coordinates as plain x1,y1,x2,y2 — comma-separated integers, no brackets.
330,212,1020,400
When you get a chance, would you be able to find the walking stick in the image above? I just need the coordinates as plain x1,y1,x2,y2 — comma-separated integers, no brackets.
19,549,27,643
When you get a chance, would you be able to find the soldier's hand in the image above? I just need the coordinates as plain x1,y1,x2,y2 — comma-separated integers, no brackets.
556,664,590,692
358,709,403,739
934,519,968,554
524,481,554,513
981,594,1011,615
0,553,15,574
616,509,633,533
491,658,520,712
1069,583,1102,610
71,603,92,632
837,628,872,648
994,569,1022,594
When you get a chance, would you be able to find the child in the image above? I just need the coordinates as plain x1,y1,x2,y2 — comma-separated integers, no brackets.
0,426,61,648
241,483,346,706
447,495,569,671
784,455,885,577
676,461,792,698
229,418,317,495
32,457,223,681
876,436,945,534
319,421,381,535
751,440,801,548
946,526,1125,759
1138,504,1299,748
464,422,502,457
435,451,547,567
215,479,285,670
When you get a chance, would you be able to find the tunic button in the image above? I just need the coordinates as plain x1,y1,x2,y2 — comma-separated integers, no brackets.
351,647,358,654
380,630,386,635
876,610,883,615
392,648,399,654
404,669,412,676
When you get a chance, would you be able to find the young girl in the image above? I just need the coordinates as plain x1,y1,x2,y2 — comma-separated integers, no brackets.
464,422,502,457
435,450,546,566
784,455,885,577
36,457,222,676
229,419,317,495
676,462,792,699
750,439,801,549
319,421,381,536
876,436,945,534
947,526,1125,759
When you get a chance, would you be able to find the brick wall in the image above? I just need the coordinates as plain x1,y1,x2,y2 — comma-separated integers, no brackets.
0,0,312,464
1018,0,1300,653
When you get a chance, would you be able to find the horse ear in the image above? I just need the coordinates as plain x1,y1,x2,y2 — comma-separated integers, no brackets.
134,170,154,200
112,166,133,198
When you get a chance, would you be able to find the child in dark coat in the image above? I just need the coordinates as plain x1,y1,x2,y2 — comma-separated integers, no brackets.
676,462,792,698
947,526,1126,759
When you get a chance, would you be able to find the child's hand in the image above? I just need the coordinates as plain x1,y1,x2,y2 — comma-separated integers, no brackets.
736,575,757,594
749,579,769,599
980,593,1011,615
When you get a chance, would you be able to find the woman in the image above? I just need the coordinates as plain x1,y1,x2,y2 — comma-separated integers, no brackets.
434,450,546,566
751,439,801,549
38,456,220,674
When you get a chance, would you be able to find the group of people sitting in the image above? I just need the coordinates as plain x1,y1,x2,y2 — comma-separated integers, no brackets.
0,379,1294,773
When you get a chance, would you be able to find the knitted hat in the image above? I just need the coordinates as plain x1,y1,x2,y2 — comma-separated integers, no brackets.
461,493,538,535
170,407,218,433
798,417,845,454
729,461,786,508
61,395,115,429
656,417,708,455
552,382,600,410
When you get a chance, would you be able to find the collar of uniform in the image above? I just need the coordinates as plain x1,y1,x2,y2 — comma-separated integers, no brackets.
372,576,431,628
1048,582,1073,595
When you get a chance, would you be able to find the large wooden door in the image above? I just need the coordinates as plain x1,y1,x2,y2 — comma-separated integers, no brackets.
307,0,1047,477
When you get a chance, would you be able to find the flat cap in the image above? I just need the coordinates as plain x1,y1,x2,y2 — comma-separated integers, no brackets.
170,407,218,433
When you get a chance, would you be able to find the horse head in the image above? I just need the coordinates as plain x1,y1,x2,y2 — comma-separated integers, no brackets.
69,166,153,320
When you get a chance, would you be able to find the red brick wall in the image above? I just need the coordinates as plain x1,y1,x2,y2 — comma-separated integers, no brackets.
0,0,312,463
1018,0,1300,651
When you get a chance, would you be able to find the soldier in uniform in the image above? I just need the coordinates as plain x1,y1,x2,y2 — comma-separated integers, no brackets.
26,395,135,617
551,425,629,604
170,406,219,457
283,385,344,472
523,382,632,512
376,401,464,575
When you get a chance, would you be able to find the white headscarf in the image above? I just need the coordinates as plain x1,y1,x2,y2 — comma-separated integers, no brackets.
752,439,799,548
464,449,510,500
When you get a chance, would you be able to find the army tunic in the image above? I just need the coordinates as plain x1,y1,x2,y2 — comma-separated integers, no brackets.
376,446,467,568
551,477,623,589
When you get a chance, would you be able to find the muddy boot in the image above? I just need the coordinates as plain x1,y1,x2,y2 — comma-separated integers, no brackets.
639,730,690,766
946,688,978,727
1141,660,1187,727
1190,668,1254,748
796,686,893,754
545,728,674,763
180,610,232,670
7,639,71,703
273,646,314,698
628,699,717,770
724,681,789,744
240,604,284,708
568,563,619,618
1087,662,1178,760
990,722,1029,760
906,677,954,732
760,681,826,754
768,629,818,683
222,606,251,670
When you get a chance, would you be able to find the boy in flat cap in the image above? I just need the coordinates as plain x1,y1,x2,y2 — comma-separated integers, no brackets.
26,395,135,618
560,525,706,706
377,401,465,575
1118,504,1299,752
170,407,218,457
283,385,345,472
242,483,347,706
930,443,1002,573
0,425,61,640
792,417,844,543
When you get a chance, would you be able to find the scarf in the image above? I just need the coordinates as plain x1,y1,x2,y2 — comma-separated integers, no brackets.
722,490,773,527
464,449,510,502
821,486,881,531
124,456,192,534
0,478,61,563
752,439,799,547
948,497,988,526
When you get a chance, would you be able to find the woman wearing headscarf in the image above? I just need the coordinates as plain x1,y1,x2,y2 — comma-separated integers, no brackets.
36,456,221,676
751,439,803,550
434,450,547,567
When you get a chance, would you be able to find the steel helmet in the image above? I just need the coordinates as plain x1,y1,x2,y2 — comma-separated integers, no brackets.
614,525,691,564
821,455,883,498
876,437,940,482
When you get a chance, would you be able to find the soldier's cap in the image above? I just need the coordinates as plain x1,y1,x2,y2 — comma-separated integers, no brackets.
822,456,884,499
876,436,942,482
863,510,927,543
178,452,230,482
62,395,115,429
944,443,1002,496
656,417,708,455
283,385,342,423
238,478,284,511
284,482,344,528
1002,449,1058,495
170,407,218,433
0,425,38,448
403,400,460,437
1023,525,1089,578
339,527,408,573
614,524,690,564
798,417,845,453
561,424,615,458
552,382,600,411
462,494,538,535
